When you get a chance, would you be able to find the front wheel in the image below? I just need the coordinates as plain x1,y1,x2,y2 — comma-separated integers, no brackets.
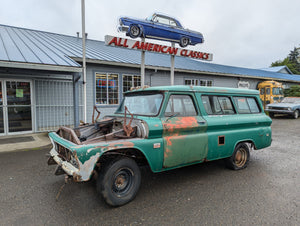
129,25,141,38
97,157,141,207
293,110,299,119
225,143,250,170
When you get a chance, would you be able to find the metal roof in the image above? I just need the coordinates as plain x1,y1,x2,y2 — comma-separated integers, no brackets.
260,66,293,74
1,24,300,82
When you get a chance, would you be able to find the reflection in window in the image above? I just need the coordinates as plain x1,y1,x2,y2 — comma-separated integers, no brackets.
165,95,197,117
201,95,235,115
95,73,119,105
233,97,260,114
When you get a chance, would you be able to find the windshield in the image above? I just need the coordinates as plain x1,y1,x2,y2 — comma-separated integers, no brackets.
272,87,283,95
281,97,300,103
115,93,163,116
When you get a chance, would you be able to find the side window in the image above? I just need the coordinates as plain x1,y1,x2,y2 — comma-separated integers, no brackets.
165,95,197,117
218,96,235,114
201,95,234,115
234,97,251,113
247,98,260,113
233,97,261,114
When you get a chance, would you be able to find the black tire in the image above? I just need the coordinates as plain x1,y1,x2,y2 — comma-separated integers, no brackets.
293,110,299,119
179,37,190,47
129,25,141,38
225,143,250,170
269,112,274,118
97,157,141,207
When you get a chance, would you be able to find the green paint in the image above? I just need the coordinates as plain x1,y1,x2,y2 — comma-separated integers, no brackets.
50,86,272,181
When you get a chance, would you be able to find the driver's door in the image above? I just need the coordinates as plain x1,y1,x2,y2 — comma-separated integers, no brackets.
161,94,208,168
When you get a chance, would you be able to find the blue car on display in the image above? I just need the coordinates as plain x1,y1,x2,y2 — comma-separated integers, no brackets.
265,97,300,119
118,13,204,47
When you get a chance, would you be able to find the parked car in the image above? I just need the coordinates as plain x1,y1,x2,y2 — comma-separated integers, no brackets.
48,86,272,207
118,13,204,47
265,97,300,119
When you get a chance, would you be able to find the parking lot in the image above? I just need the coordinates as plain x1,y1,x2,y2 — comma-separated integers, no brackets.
0,118,299,225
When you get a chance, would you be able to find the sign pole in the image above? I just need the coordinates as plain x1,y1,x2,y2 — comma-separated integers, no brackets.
170,42,175,86
81,0,87,123
141,38,145,86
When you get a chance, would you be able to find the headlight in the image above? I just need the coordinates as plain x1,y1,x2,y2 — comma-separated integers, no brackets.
288,107,292,111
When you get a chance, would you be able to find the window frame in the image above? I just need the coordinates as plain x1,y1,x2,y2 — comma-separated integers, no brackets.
233,96,261,114
184,78,213,87
122,74,141,94
95,72,119,106
164,94,198,117
201,95,236,115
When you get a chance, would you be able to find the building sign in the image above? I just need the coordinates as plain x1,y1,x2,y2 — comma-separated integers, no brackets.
238,81,250,89
105,35,213,61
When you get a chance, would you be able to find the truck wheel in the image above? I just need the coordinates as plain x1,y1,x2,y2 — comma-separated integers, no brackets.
293,110,299,119
97,157,141,207
225,143,250,170
129,25,141,38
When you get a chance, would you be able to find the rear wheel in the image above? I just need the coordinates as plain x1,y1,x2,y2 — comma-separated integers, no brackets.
97,157,141,207
129,25,141,38
179,37,190,47
293,110,299,119
225,143,250,170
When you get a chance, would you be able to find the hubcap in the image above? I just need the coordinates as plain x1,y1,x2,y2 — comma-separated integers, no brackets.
131,26,139,36
112,168,133,196
235,148,247,167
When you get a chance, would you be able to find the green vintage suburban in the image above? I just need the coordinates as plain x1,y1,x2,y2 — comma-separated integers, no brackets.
48,86,272,206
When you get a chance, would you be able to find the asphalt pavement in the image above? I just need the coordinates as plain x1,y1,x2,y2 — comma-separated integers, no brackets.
0,117,299,225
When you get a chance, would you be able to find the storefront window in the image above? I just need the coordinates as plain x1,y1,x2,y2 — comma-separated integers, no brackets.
123,75,141,93
95,73,119,105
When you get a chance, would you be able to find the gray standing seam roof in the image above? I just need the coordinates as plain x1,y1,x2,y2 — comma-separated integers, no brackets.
0,24,300,82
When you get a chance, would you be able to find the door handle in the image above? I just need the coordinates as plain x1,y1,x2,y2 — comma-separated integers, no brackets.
197,121,206,125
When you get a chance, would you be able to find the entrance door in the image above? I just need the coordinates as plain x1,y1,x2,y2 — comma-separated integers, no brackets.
4,81,32,134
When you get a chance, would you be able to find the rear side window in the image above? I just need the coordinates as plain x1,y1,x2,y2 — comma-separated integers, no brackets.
233,97,260,114
165,95,197,117
201,95,235,115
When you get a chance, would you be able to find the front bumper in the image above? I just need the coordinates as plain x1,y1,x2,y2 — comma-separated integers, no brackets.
49,148,80,179
118,25,129,33
266,109,294,115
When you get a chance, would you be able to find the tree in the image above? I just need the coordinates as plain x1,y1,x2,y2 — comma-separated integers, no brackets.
271,46,300,74
284,85,300,97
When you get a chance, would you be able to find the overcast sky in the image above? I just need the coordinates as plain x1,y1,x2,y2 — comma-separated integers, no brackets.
1,0,299,69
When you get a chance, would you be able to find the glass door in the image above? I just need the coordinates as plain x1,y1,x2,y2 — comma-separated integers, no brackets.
5,81,32,133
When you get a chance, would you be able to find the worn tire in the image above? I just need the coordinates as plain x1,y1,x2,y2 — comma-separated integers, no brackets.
225,143,250,170
293,110,299,119
97,157,141,207
179,37,190,47
129,25,141,38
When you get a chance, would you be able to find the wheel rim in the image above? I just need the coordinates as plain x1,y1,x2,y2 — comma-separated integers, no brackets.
295,111,299,118
112,168,133,196
181,37,189,47
234,148,247,167
130,26,139,36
